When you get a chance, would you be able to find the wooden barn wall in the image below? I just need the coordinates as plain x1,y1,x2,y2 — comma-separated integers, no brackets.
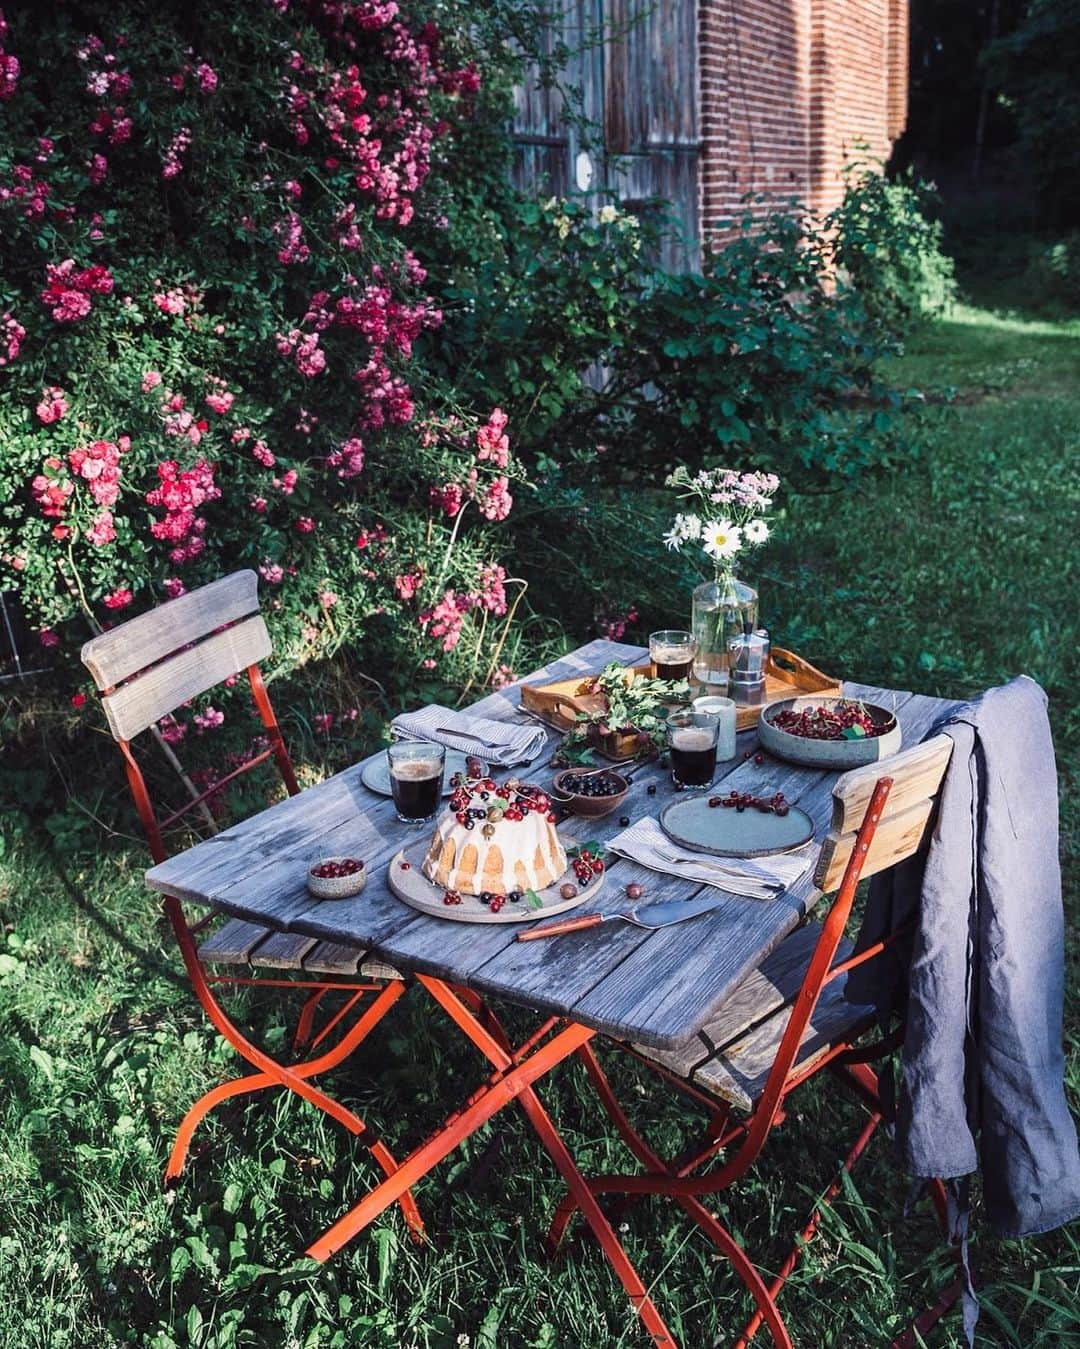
512,0,701,272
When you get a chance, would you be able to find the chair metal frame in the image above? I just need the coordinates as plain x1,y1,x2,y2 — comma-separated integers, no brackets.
544,774,965,1349
82,573,424,1238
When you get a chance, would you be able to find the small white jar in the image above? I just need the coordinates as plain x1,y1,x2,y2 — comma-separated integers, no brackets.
691,695,737,760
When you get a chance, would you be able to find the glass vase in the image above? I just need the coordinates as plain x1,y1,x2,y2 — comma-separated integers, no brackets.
691,571,758,690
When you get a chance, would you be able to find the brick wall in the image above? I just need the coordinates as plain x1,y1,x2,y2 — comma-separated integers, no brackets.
698,0,908,245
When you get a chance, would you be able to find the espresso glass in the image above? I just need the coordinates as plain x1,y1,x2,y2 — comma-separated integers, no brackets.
667,711,720,788
650,629,696,682
387,741,446,823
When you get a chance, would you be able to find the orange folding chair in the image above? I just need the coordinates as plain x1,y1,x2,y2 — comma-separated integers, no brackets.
81,569,423,1238
547,737,964,1348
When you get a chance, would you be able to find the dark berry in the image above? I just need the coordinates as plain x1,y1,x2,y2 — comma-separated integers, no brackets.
625,883,643,900
400,861,410,870
647,784,657,796
560,883,577,899
619,816,630,827
754,752,765,766
708,796,721,808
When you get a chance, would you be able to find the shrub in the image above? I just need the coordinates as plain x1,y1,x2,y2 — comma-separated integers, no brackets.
0,1,539,710
828,161,957,333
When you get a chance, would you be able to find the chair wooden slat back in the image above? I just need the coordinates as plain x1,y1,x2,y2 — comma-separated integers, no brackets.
743,733,955,1150
813,735,953,892
81,570,270,742
80,570,296,863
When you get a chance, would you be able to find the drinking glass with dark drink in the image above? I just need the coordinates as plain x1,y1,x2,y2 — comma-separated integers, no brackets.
650,629,696,682
667,711,720,788
387,742,446,823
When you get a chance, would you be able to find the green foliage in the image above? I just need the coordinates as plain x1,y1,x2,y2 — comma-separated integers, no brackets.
988,0,1080,227
828,161,958,334
1,294,1078,1343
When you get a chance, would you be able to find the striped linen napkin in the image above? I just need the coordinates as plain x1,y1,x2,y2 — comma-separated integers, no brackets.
608,816,814,901
391,703,548,767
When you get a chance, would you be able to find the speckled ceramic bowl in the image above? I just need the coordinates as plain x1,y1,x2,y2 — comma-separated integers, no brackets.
758,696,901,769
307,856,367,900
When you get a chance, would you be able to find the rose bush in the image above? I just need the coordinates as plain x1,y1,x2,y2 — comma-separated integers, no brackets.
0,1,532,716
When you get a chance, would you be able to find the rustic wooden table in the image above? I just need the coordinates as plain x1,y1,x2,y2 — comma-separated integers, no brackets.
146,637,960,1050
144,637,962,1319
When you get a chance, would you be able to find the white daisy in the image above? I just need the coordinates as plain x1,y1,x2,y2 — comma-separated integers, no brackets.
744,518,770,545
701,518,742,560
663,512,702,551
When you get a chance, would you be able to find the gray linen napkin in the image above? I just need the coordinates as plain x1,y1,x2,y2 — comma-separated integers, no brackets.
608,816,814,900
392,703,548,767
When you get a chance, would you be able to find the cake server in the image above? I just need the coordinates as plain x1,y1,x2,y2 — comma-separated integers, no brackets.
516,892,727,941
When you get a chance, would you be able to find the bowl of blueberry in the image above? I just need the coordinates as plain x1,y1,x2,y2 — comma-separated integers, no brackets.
551,767,629,818
308,856,367,900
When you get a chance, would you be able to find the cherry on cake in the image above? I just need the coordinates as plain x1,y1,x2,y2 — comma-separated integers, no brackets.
422,775,567,897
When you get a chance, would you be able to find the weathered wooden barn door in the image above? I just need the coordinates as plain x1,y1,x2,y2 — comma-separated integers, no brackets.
511,0,606,203
512,0,701,272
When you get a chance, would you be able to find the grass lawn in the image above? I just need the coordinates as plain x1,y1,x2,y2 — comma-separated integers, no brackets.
1,296,1078,1348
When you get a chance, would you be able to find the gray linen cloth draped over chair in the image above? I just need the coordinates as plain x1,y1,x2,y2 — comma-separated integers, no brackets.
851,675,1080,1240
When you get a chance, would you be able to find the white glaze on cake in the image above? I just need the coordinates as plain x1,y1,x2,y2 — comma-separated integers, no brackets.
421,776,567,896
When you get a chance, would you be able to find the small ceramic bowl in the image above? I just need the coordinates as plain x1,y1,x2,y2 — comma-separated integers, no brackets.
307,856,367,900
551,768,630,818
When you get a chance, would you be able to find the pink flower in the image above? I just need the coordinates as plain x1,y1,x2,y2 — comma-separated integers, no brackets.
474,562,508,615
394,568,423,601
38,628,60,649
258,561,284,584
32,458,74,518
141,370,162,392
102,587,133,610
419,588,469,652
429,482,463,518
36,387,69,424
146,458,220,562
86,510,116,547
41,259,113,324
1,311,25,365
205,390,234,414
195,62,218,93
477,475,513,522
153,287,187,316
294,515,316,533
193,705,225,733
88,152,108,186
159,714,186,744
69,439,125,507
163,577,186,599
0,52,19,103
319,590,337,609
272,468,298,495
250,496,267,513
162,126,192,180
313,712,334,734
326,437,364,479
490,664,516,691
476,408,509,468
251,440,275,467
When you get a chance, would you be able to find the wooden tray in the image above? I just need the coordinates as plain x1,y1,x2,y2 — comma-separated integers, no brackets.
387,839,604,924
520,647,840,760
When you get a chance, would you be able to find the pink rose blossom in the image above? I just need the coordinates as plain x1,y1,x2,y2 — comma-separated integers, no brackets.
141,370,163,392
1,311,25,365
36,386,69,424
258,561,284,584
38,628,60,649
163,577,186,599
294,515,316,534
205,390,234,414
159,714,186,744
195,62,218,93
326,437,364,479
476,408,509,468
312,712,334,734
103,586,134,610
193,705,224,733
86,509,117,547
319,590,337,609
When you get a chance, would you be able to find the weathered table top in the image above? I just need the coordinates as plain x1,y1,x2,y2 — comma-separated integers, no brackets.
145,639,961,1050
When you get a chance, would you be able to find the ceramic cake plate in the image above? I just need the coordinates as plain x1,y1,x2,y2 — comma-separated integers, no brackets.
387,838,604,924
659,795,814,859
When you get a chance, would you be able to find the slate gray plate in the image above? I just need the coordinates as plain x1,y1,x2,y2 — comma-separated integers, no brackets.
360,750,487,798
659,795,814,858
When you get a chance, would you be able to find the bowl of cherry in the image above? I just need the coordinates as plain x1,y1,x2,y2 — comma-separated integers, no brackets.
758,696,901,769
551,767,630,818
307,856,367,900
